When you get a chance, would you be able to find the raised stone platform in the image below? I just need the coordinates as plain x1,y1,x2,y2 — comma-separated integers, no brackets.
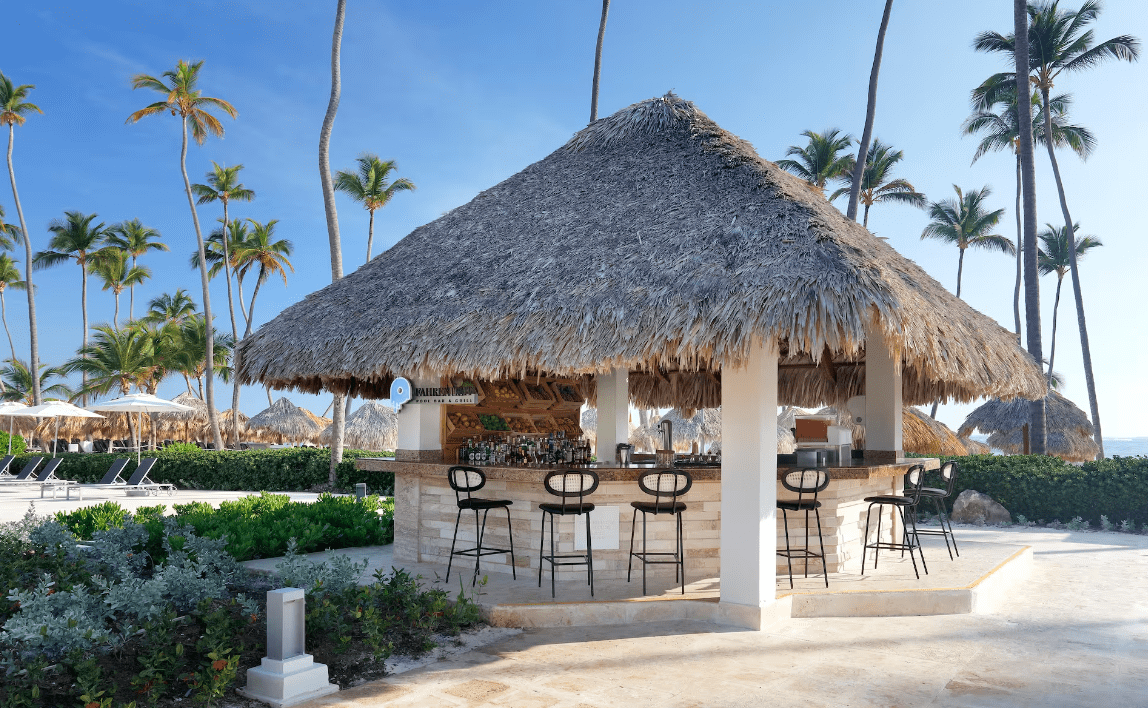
242,534,1032,629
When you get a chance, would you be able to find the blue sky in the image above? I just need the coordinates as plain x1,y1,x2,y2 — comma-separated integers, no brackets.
1,1,1145,437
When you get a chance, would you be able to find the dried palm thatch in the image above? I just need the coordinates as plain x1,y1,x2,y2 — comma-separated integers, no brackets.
959,390,1097,462
986,428,1099,463
237,93,1045,410
960,436,991,455
247,398,322,440
319,401,397,451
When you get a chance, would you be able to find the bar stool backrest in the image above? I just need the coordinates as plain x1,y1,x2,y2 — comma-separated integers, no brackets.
781,468,831,505
543,470,600,513
938,460,959,496
447,465,487,505
903,464,927,504
637,469,693,509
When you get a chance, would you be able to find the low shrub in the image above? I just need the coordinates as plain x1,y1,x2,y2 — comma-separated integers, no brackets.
0,432,25,457
53,493,393,561
925,454,1148,527
8,447,395,495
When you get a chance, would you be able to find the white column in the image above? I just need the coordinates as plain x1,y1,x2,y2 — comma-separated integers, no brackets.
719,339,778,627
864,323,903,461
396,377,442,462
595,368,629,460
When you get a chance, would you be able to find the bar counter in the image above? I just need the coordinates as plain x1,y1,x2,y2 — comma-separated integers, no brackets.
358,456,938,580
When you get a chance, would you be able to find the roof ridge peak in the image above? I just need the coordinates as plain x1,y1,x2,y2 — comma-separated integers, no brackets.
565,91,699,152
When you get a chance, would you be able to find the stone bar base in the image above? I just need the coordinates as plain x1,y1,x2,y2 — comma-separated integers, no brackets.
372,458,933,582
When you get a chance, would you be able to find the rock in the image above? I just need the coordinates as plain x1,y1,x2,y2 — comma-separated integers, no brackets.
950,489,1011,525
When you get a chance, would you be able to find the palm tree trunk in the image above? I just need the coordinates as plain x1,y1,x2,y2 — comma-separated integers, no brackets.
1013,155,1023,339
955,247,965,299
80,264,89,405
1047,274,1063,381
197,375,204,401
113,291,120,331
6,124,40,405
1039,86,1102,459
183,372,195,397
266,386,273,407
365,209,375,262
320,0,347,484
1014,0,1046,454
245,274,264,333
863,202,871,229
235,274,250,331
846,0,894,222
0,289,14,361
180,116,223,450
589,0,611,123
129,255,136,321
225,199,243,450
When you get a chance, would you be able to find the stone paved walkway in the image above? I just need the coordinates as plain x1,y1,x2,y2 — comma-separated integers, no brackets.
296,526,1148,707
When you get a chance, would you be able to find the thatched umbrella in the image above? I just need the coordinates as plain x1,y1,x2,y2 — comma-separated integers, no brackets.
237,92,1044,411
319,401,397,451
960,436,991,455
153,392,212,442
959,391,1098,462
247,397,321,443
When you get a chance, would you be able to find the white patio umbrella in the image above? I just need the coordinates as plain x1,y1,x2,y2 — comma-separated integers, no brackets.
22,401,105,458
0,401,31,455
88,393,194,463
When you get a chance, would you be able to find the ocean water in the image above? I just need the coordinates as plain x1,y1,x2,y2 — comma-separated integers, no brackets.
969,434,1148,458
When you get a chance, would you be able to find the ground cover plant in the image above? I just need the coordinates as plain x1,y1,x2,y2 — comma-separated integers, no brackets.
53,492,394,561
6,447,395,496
0,505,480,707
918,454,1148,529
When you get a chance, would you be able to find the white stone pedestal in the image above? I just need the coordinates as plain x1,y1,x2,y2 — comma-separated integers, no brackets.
238,588,338,707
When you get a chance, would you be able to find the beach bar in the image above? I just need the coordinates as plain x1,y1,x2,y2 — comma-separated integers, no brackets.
238,93,1045,628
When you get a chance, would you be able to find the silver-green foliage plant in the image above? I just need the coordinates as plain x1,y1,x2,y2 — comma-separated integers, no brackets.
2,575,112,659
274,538,368,594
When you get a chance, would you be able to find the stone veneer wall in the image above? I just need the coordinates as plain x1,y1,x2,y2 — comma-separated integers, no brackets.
392,473,903,582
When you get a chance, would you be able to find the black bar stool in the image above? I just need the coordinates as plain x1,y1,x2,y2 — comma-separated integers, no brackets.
913,460,960,559
538,469,599,598
861,464,929,579
445,466,516,586
777,468,831,588
628,469,692,595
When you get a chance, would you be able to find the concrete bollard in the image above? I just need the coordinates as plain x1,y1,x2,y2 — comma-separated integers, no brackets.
237,588,338,707
354,482,367,499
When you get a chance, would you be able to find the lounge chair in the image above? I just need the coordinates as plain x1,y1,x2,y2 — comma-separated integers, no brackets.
122,458,174,496
0,457,43,485
57,458,132,501
0,455,16,479
0,458,78,499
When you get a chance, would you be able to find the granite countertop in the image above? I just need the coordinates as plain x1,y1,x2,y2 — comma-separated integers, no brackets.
356,456,938,482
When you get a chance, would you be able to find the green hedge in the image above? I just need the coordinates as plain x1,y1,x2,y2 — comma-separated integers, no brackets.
10,448,396,495
925,454,1148,526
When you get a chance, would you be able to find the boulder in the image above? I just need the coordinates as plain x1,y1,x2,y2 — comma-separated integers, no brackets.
950,489,1011,525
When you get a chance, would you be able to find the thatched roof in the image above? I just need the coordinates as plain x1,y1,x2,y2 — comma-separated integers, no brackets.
959,390,1098,462
247,398,322,439
237,93,1044,411
960,436,991,455
319,401,397,451
958,390,1093,439
986,428,1100,463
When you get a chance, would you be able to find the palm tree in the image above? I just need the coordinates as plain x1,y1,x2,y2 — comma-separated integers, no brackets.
920,185,1014,298
1,73,43,405
191,162,254,342
333,154,415,262
143,289,197,326
235,219,294,337
88,249,151,328
127,59,236,451
776,129,854,194
830,139,925,227
964,86,1095,338
0,359,72,404
975,1,1139,458
846,0,895,222
0,204,20,250
104,219,167,320
320,0,349,483
589,0,612,123
1038,222,1102,382
64,324,154,398
171,315,233,400
194,219,254,330
127,319,179,396
0,254,26,361
33,211,108,405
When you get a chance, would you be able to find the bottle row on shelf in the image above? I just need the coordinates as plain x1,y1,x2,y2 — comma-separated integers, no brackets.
458,431,593,467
